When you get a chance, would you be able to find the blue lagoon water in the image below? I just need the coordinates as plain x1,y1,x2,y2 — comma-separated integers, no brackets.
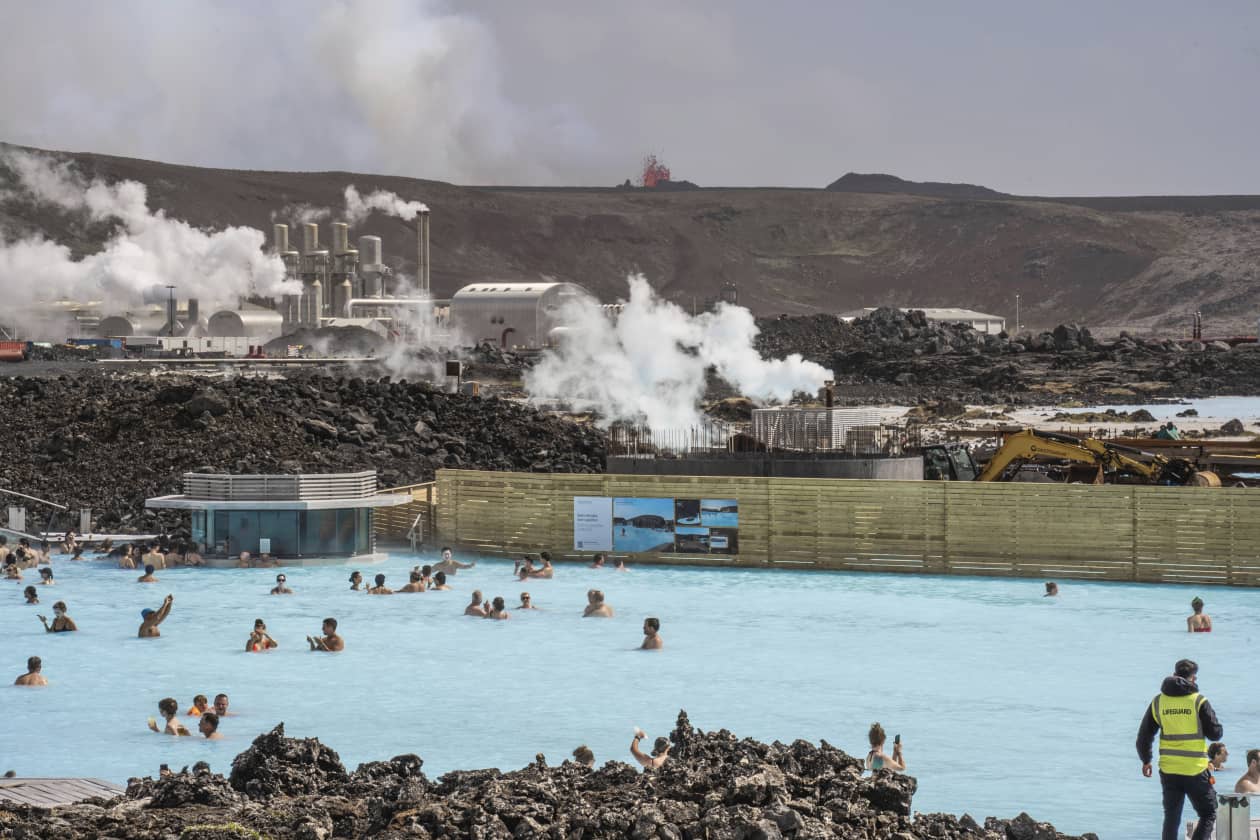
3,554,1257,839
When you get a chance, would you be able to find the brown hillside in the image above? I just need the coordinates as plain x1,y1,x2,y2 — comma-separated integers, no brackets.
3,144,1259,333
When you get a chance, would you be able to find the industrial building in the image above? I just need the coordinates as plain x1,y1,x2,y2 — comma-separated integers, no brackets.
449,282,591,349
839,307,1006,334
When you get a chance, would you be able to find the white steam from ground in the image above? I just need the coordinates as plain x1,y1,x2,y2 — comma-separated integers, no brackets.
0,149,296,323
525,275,833,428
343,186,428,224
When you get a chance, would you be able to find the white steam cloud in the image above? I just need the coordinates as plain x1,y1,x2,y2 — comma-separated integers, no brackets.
525,275,833,428
0,149,296,322
343,186,429,225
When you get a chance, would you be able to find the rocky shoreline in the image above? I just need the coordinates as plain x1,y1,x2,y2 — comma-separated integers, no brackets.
0,713,1094,839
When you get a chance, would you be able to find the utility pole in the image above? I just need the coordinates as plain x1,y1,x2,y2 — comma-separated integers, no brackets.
165,285,177,337
1015,293,1020,335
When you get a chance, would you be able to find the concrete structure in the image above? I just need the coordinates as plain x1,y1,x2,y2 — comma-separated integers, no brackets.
840,307,1006,334
450,282,591,349
751,407,888,453
608,454,923,479
145,471,412,562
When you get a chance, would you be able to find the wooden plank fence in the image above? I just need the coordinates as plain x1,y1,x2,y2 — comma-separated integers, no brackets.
435,469,1260,587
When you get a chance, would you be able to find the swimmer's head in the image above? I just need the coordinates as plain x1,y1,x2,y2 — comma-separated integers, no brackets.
254,619,266,629
421,565,432,576
614,558,625,568
540,551,551,564
158,697,178,718
144,564,155,575
410,571,421,583
39,567,53,579
1175,659,1199,679
868,722,887,748
214,694,228,715
349,571,361,582
1249,749,1260,770
1191,597,1205,613
322,617,338,633
591,590,605,604
23,585,36,599
492,596,506,611
441,546,452,560
141,608,154,619
572,744,595,767
52,601,66,614
199,712,219,735
593,553,605,565
471,590,483,604
26,656,41,673
1044,581,1057,595
193,694,208,708
644,617,660,635
374,573,386,586
435,571,446,585
652,737,670,757
276,574,285,584
520,592,531,604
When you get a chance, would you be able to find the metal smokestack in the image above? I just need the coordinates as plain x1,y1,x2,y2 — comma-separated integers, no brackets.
332,222,350,254
302,223,319,253
187,298,199,325
416,209,431,296
273,223,290,253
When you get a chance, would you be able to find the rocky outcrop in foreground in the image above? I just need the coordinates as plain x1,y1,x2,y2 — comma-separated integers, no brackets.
0,373,605,532
756,307,1260,405
0,714,1093,839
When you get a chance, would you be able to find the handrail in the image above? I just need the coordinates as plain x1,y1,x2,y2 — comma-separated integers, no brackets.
0,488,68,511
406,509,427,552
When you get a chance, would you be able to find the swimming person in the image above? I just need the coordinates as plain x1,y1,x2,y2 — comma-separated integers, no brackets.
433,546,475,575
1236,750,1260,793
431,571,451,591
307,618,344,651
38,567,54,585
141,543,166,569
37,601,77,633
641,617,663,650
590,553,606,569
349,571,364,591
630,728,670,769
270,574,292,595
583,589,614,618
247,619,278,652
187,695,210,716
117,545,136,570
1188,597,1212,633
515,556,536,580
465,591,487,616
139,594,175,637
1044,581,1058,597
530,553,555,579
397,571,426,593
1208,742,1228,784
865,723,906,772
23,586,38,605
613,558,627,572
14,656,47,687
487,596,510,619
367,573,393,595
213,694,230,716
572,745,595,767
137,564,158,583
198,712,223,740
1137,658,1223,840
148,697,190,736
517,592,538,610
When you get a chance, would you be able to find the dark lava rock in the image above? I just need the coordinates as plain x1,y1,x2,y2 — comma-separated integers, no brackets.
0,712,1092,839
1221,418,1246,435
230,723,350,799
0,372,606,532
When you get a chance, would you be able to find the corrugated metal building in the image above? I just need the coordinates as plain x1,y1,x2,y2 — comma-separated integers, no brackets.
839,307,1006,334
449,282,591,349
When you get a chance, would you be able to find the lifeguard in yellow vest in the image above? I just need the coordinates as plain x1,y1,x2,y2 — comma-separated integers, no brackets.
1136,658,1224,840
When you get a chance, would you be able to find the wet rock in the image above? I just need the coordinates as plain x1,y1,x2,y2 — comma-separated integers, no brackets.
229,723,350,799
1221,418,1245,435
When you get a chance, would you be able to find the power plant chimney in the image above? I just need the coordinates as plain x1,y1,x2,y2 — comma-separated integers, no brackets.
302,223,319,254
187,298,199,326
273,223,290,254
331,222,350,255
416,209,431,296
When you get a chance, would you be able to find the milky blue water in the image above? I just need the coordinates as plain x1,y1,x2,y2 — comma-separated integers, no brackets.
4,554,1258,839
1084,396,1260,423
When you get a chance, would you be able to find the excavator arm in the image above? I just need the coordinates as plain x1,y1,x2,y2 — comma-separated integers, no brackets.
976,429,1214,485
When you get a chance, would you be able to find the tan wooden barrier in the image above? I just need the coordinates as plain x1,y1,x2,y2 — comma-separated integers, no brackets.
435,469,1260,586
374,482,437,547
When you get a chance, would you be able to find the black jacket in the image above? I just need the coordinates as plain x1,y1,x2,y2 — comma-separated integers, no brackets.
1136,675,1224,765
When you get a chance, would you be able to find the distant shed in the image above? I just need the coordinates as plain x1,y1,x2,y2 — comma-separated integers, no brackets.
450,282,591,349
839,307,1006,334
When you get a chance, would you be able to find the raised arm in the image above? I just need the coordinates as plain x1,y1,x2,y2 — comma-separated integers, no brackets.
154,595,174,624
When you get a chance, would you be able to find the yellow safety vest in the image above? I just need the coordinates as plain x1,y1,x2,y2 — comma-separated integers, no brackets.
1153,692,1208,775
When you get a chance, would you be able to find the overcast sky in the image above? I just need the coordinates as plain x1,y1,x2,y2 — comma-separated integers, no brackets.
1,0,1257,194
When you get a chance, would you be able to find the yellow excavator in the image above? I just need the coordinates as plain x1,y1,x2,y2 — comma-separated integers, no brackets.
974,429,1221,486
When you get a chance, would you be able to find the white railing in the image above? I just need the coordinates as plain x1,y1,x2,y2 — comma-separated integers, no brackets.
181,471,379,501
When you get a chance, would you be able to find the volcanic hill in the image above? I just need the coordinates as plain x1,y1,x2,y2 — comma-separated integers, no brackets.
3,143,1260,334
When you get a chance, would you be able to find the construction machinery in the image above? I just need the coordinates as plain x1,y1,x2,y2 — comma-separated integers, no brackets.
972,429,1220,486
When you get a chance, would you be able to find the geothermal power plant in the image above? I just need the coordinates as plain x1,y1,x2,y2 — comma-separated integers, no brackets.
6,207,603,357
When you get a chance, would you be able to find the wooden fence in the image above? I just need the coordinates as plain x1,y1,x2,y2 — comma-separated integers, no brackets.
374,482,437,549
434,469,1260,586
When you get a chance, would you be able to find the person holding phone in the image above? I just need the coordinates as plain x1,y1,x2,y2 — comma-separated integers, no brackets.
865,722,905,772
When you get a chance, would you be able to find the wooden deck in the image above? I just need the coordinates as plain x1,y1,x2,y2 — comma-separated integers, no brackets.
0,777,123,807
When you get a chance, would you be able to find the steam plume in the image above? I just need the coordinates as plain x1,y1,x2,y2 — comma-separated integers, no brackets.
344,186,428,224
524,275,832,428
0,149,295,324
